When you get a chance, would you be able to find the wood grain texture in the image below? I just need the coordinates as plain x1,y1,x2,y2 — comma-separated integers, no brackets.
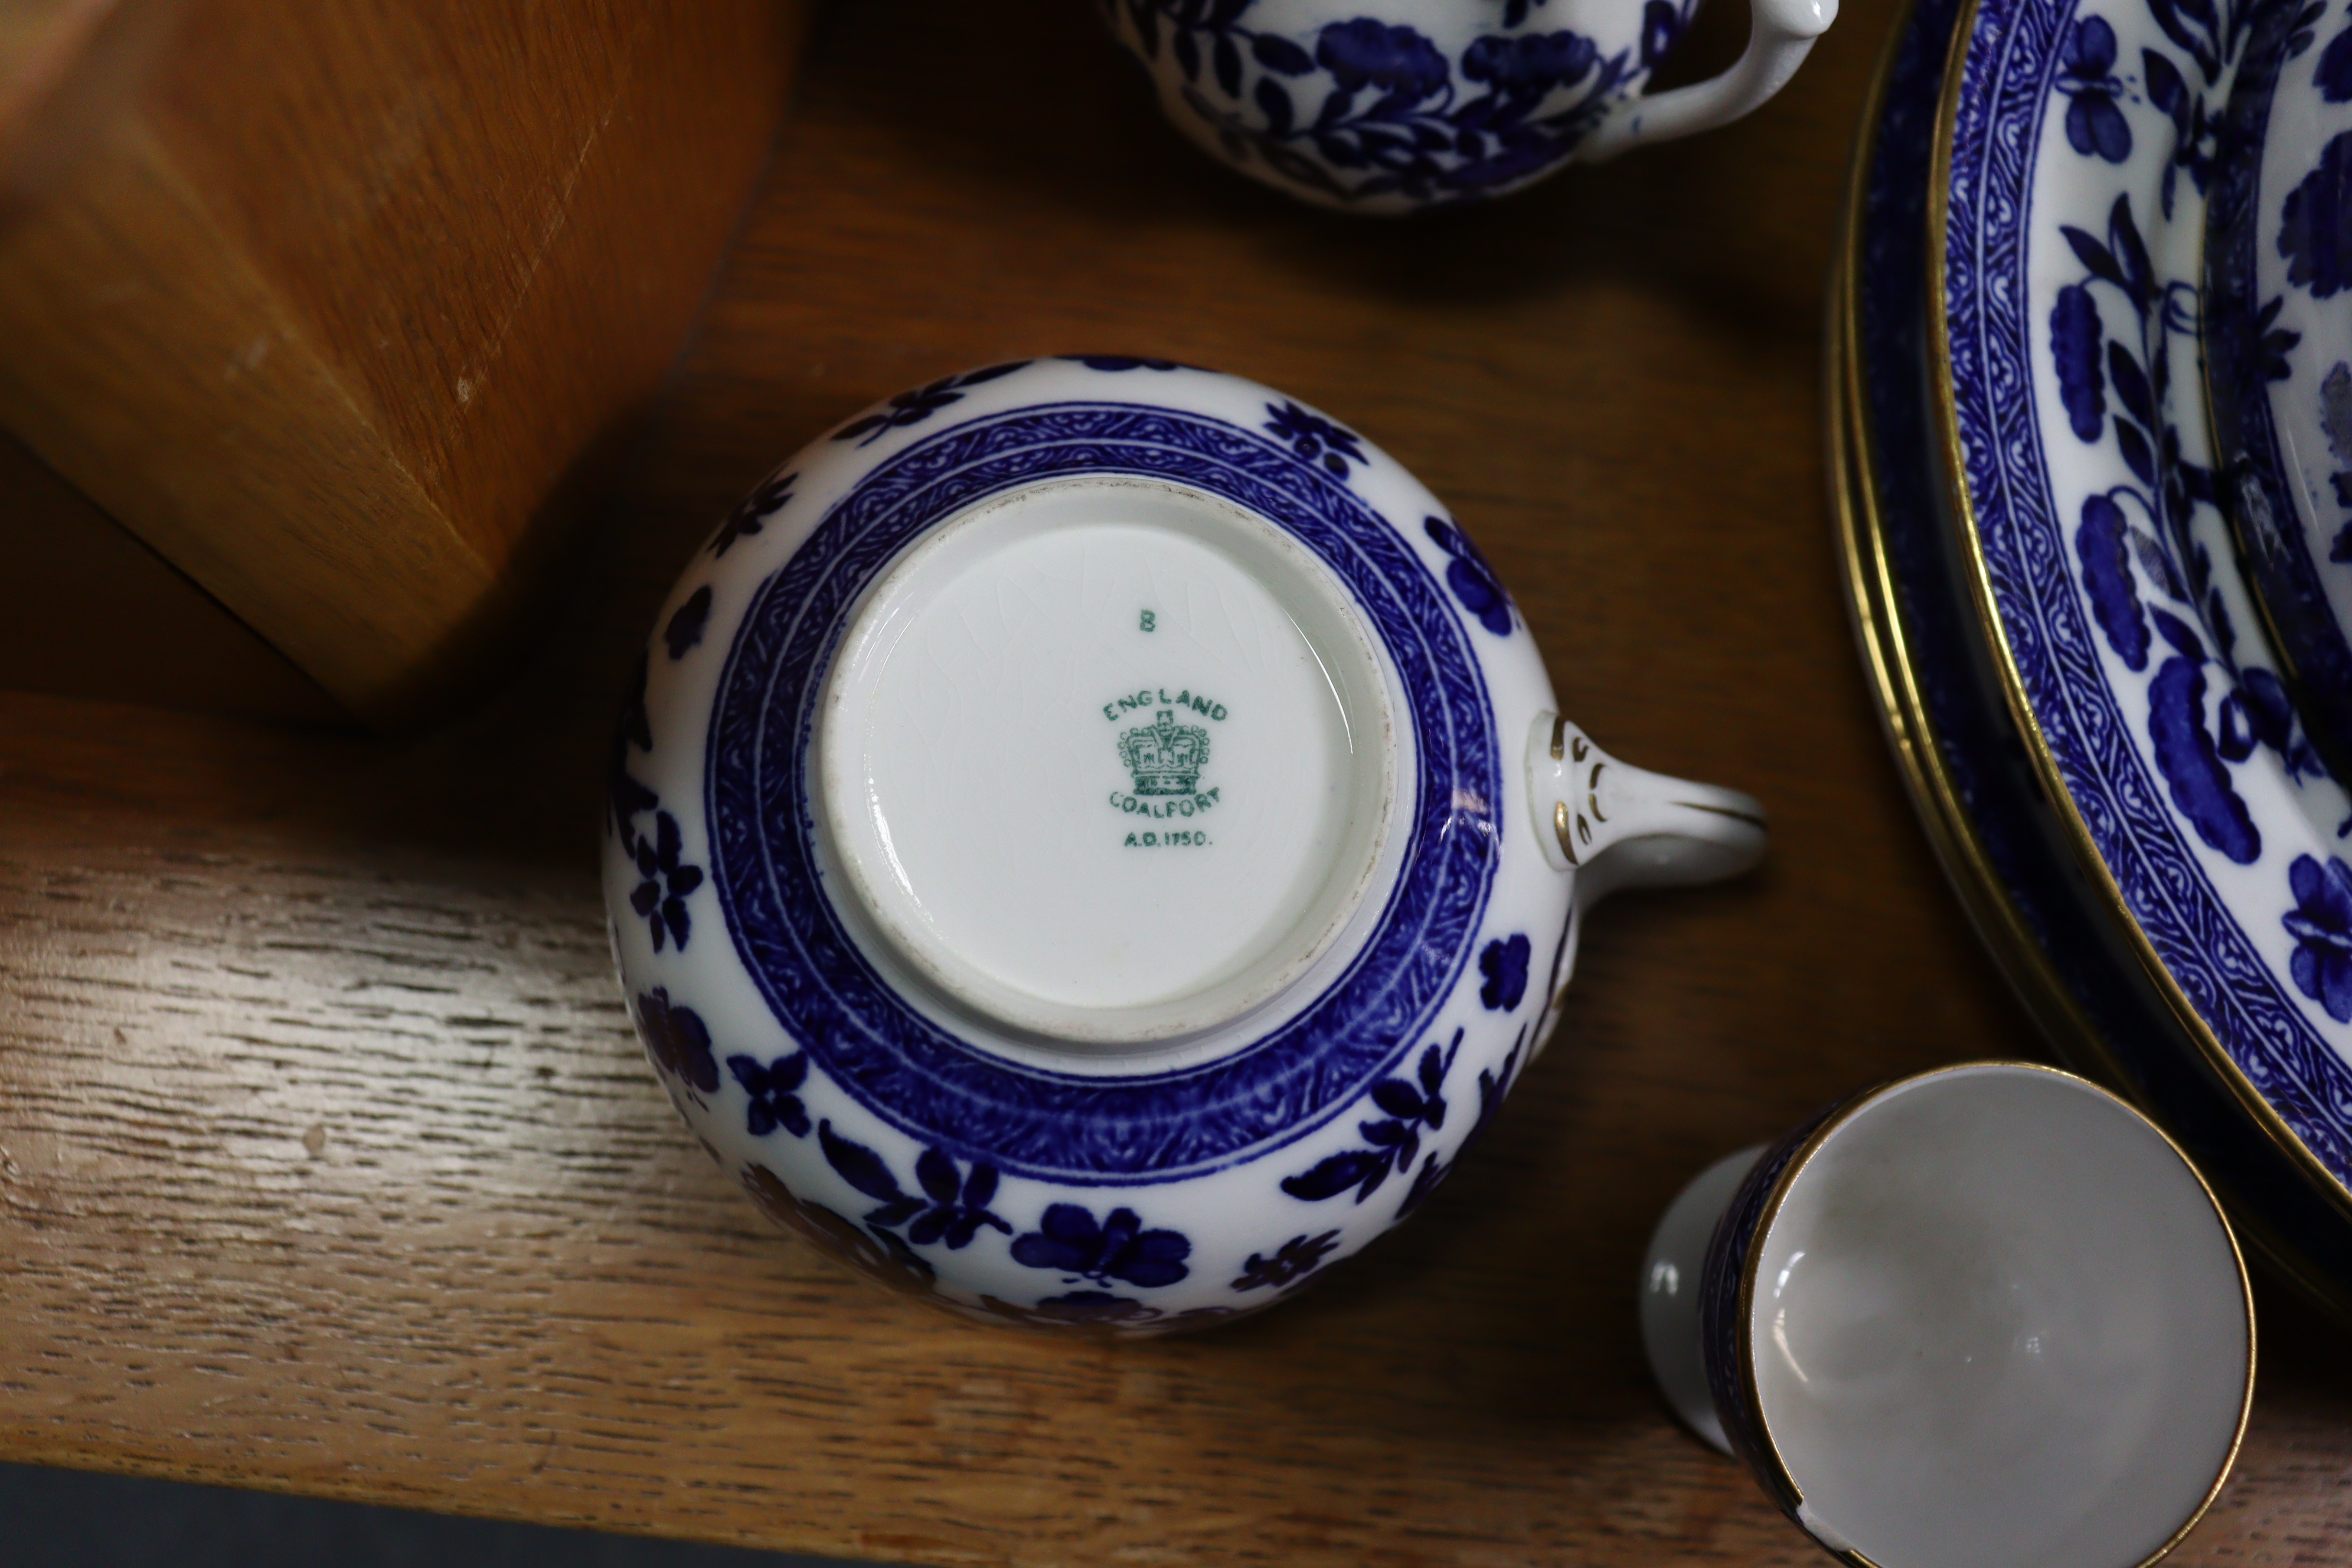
0,2,2348,1564
0,0,810,724
0,0,181,218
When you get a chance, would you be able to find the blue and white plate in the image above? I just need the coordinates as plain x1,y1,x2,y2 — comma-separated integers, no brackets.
1837,0,2352,1301
1933,0,2352,1243
2204,0,2352,788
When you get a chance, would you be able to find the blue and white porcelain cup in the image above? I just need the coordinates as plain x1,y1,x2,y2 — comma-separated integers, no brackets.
606,356,1766,1334
1101,0,1837,213
1641,1063,2254,1568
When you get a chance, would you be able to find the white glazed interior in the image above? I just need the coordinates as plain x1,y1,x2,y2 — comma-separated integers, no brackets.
1750,1065,2249,1568
815,476,1396,1050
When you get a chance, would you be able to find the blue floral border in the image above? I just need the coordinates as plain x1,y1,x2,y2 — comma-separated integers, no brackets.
705,401,1501,1184
1863,0,2352,1293
1944,0,2352,1181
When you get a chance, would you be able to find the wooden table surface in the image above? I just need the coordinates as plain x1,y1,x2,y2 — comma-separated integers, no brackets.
3,2,2348,1563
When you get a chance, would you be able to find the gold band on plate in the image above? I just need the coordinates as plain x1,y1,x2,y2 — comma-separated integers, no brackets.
1830,0,2115,1087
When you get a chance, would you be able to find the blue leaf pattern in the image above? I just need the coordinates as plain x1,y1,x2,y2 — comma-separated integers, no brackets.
2286,854,2352,1020
1230,1229,1341,1291
2077,493,2150,669
832,363,1032,447
2052,285,2108,439
817,1121,1011,1250
1117,0,1658,205
664,586,711,660
1281,1029,1461,1202
2149,656,2261,862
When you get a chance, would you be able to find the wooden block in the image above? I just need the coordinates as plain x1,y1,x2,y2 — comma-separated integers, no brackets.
0,0,812,726
0,426,339,720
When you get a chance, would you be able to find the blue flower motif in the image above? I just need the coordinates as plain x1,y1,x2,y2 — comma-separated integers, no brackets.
1011,1204,1193,1288
2057,17,2131,163
1461,30,1596,93
2286,855,2352,1021
832,362,1031,447
1314,19,1449,102
727,1050,811,1139
2076,492,2148,670
2050,283,2106,441
1501,0,1551,25
711,469,794,557
1263,400,1366,476
633,986,717,1095
2321,24,2352,103
627,808,703,952
1231,1229,1340,1291
1398,1030,1524,1217
2281,129,2352,300
664,586,711,660
1281,1029,1461,1202
1478,933,1531,1011
818,1121,1012,1250
1423,515,1513,636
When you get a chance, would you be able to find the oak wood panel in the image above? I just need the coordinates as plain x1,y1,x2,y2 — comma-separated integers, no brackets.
0,2,2347,1564
0,0,810,726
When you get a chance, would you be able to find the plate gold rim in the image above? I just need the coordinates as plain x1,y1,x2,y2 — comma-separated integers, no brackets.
1919,0,2352,1223
1829,0,2140,1101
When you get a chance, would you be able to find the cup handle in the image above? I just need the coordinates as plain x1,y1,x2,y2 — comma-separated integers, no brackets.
1527,714,1767,902
1572,0,1838,164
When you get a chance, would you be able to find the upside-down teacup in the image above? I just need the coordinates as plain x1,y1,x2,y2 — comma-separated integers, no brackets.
607,356,1765,1334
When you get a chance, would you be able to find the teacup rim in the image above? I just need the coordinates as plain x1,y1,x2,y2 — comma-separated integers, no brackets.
1727,1059,2256,1568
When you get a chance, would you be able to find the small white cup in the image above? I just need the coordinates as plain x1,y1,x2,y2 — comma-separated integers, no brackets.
1641,1063,2253,1568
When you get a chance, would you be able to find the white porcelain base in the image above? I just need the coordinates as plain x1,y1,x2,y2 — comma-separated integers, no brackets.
815,475,1397,1050
1641,1144,1765,1454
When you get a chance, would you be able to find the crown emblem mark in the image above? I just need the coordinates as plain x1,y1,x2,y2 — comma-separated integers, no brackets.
1118,710,1210,795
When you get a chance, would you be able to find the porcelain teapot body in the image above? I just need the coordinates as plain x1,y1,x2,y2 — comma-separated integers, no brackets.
606,357,1762,1334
